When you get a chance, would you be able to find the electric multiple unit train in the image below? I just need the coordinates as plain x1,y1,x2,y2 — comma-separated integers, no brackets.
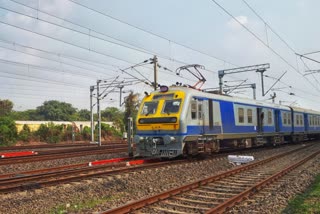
133,85,320,158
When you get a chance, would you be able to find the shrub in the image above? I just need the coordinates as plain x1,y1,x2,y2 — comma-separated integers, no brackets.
82,126,91,140
0,117,17,146
35,122,63,144
18,124,32,142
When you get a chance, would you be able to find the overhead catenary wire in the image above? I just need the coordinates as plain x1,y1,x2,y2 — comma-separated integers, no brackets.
64,0,236,66
0,69,88,88
2,2,232,79
0,19,199,85
0,42,114,78
241,0,296,53
241,0,320,87
0,38,122,73
0,55,105,80
209,0,320,93
1,0,318,108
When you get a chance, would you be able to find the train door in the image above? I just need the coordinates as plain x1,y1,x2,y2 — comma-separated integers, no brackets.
304,113,308,132
198,100,204,134
274,110,280,132
257,108,264,133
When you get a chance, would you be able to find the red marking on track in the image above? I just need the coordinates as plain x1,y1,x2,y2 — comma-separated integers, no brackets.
88,157,131,166
0,151,38,158
126,159,160,166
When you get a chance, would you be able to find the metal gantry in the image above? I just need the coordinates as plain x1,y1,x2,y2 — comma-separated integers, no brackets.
204,83,257,100
218,63,270,95
90,77,137,146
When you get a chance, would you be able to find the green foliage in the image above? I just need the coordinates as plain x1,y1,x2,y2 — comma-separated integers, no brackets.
101,107,124,131
18,124,32,142
0,117,17,145
95,123,121,139
123,91,139,133
77,109,91,121
0,99,13,117
82,126,91,140
36,122,63,144
10,109,45,121
283,174,320,213
36,100,77,121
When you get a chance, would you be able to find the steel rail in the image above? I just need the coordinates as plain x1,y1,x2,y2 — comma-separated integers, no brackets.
101,145,313,214
0,159,187,194
0,147,128,165
206,149,320,213
0,141,127,151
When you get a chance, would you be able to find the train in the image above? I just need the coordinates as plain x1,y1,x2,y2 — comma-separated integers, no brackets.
133,85,320,158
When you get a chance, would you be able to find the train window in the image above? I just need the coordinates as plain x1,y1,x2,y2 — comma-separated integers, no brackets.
198,102,203,119
283,113,287,125
288,113,291,125
238,108,244,123
311,116,315,126
247,109,253,123
296,115,299,125
300,115,302,125
162,99,181,114
153,93,174,100
309,116,311,126
191,101,197,119
141,101,158,115
312,116,314,126
267,110,272,124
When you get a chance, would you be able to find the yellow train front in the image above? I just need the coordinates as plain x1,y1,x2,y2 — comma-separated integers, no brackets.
134,86,186,158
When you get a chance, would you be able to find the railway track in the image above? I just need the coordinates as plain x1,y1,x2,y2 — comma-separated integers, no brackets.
0,144,128,165
0,158,187,194
0,144,309,194
102,144,320,214
0,141,126,151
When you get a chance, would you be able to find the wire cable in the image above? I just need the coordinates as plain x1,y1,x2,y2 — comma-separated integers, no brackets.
65,0,236,66
209,0,320,92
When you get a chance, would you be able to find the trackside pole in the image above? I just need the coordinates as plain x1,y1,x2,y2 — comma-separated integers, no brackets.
127,117,133,157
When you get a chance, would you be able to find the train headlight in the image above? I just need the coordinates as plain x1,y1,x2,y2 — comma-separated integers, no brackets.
133,135,144,144
164,135,176,145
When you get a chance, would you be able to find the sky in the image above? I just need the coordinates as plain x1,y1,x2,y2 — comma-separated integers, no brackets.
0,0,320,112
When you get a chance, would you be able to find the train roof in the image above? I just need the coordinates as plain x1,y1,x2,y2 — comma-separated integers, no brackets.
291,106,320,115
156,86,320,114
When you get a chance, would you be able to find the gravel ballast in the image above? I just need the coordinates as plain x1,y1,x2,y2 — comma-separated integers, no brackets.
0,144,319,213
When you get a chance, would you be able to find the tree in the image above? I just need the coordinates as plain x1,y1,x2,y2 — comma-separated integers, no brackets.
19,124,32,142
77,109,91,121
0,99,13,117
123,91,140,132
10,109,45,121
36,100,77,121
101,107,124,131
0,117,17,145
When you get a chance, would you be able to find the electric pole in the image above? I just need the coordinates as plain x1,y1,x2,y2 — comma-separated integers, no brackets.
96,80,102,146
153,55,158,91
90,86,95,143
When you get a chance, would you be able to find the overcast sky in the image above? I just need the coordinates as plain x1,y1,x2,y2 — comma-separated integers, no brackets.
0,0,320,111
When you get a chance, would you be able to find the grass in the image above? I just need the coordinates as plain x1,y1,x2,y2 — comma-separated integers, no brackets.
50,193,125,214
283,174,320,214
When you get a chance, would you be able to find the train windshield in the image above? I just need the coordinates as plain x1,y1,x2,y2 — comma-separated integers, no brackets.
141,101,158,116
162,99,181,114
